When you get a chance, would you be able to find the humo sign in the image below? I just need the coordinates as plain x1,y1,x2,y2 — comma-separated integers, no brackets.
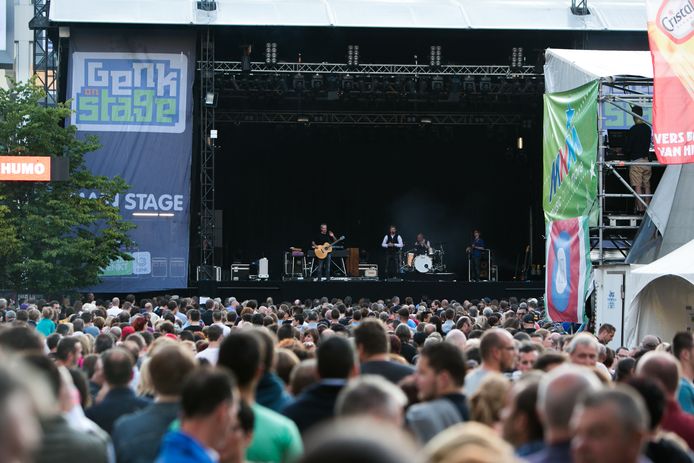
70,52,188,133
0,156,51,181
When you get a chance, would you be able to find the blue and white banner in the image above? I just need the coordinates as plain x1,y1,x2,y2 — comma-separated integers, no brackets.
69,29,195,293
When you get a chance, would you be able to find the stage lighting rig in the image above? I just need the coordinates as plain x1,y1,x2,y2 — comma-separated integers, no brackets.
347,45,360,67
241,45,252,72
311,74,324,91
510,47,524,71
429,45,442,67
341,74,354,91
265,42,278,65
293,73,305,92
431,76,444,92
479,76,492,94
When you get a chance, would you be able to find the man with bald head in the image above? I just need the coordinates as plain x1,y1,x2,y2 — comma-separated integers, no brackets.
636,351,694,449
527,365,602,463
463,328,515,397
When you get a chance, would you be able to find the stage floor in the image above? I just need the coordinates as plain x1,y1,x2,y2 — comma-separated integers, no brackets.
197,279,544,302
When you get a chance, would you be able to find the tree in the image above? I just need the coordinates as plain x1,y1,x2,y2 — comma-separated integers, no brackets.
0,81,134,295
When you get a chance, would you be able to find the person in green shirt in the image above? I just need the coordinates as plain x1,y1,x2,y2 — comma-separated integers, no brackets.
36,307,56,337
218,330,303,463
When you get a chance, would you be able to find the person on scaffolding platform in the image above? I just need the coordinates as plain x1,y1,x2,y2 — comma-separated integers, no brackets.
624,105,652,213
381,225,404,279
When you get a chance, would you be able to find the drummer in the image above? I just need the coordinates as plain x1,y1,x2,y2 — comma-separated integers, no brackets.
413,233,432,255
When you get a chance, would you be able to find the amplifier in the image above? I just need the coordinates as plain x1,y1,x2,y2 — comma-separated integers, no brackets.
230,264,250,281
359,264,378,278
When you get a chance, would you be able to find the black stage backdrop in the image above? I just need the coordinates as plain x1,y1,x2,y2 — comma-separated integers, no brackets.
215,124,541,279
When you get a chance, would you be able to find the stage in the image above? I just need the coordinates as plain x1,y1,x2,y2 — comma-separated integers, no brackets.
195,278,544,302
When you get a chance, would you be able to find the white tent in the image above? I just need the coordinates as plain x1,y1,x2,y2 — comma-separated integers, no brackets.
49,0,648,30
623,239,694,347
544,48,653,93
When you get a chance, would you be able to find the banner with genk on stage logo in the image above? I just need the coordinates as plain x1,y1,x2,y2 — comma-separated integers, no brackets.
647,0,694,164
545,216,591,323
68,30,195,292
542,80,598,224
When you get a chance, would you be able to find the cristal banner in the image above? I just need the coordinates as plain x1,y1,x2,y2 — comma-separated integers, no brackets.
545,216,591,323
647,0,694,164
542,80,599,224
68,29,195,292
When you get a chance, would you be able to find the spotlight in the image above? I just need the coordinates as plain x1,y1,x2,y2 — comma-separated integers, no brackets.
431,76,444,92
420,117,432,125
517,136,524,150
479,76,492,94
311,74,324,90
429,45,442,67
341,74,354,91
297,116,310,124
511,47,524,70
463,76,475,94
204,92,217,107
347,45,360,66
293,73,305,92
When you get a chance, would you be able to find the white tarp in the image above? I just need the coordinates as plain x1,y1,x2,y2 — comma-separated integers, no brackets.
544,48,653,93
49,0,648,30
623,239,694,347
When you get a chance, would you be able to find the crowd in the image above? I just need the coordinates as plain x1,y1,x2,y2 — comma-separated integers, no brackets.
0,293,693,463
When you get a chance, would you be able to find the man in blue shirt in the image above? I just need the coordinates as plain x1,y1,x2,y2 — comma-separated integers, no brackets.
467,229,486,281
156,368,238,463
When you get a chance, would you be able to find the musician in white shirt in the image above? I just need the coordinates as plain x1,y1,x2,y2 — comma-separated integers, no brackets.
382,225,404,279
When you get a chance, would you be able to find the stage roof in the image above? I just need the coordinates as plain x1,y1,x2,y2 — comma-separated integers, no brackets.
544,48,652,93
50,0,647,31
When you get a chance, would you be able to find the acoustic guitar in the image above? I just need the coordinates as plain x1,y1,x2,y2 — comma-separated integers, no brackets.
314,236,346,260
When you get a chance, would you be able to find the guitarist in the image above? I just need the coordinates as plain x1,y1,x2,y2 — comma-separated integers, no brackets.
381,225,404,279
312,223,336,280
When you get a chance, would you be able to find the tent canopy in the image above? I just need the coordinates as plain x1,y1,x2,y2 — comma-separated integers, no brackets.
49,0,648,31
544,48,652,93
623,239,694,347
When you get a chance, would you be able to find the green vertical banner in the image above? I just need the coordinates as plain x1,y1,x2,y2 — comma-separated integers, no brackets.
543,80,599,224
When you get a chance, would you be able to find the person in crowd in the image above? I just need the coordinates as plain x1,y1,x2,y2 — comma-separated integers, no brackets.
407,342,469,443
218,331,303,463
567,334,599,368
596,324,616,345
112,344,197,463
195,325,223,366
626,377,692,463
636,351,694,448
0,365,42,463
570,387,649,463
395,323,417,364
335,375,408,425
156,368,238,463
500,376,544,457
299,417,418,463
355,319,415,383
254,328,293,412
422,422,517,463
469,373,511,428
516,342,541,375
528,365,602,463
55,337,82,369
672,331,694,414
464,328,515,397
85,347,151,434
36,307,56,337
282,336,357,434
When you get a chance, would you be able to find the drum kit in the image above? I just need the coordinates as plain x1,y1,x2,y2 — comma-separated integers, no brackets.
401,245,446,274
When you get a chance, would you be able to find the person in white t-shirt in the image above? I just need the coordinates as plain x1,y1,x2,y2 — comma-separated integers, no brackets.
196,325,223,366
211,310,231,337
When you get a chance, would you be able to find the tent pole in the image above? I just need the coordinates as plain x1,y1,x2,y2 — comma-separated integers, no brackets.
598,80,605,265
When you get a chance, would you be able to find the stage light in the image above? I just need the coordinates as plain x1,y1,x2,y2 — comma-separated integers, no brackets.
342,74,354,91
517,136,524,150
293,73,305,92
431,76,444,92
463,76,475,94
420,117,432,125
511,47,524,70
347,45,359,66
480,76,492,94
311,74,324,90
429,45,442,67
204,92,217,107
297,116,310,124
265,42,278,65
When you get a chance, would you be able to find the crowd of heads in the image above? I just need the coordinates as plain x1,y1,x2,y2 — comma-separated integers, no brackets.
0,293,692,463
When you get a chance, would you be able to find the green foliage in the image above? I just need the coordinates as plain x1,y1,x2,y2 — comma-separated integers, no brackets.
0,80,134,294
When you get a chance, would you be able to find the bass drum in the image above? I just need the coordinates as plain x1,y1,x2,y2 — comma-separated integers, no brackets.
414,255,433,273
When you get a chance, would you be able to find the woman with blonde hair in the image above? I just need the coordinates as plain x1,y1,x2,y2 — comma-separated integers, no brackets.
469,372,511,428
422,421,518,463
